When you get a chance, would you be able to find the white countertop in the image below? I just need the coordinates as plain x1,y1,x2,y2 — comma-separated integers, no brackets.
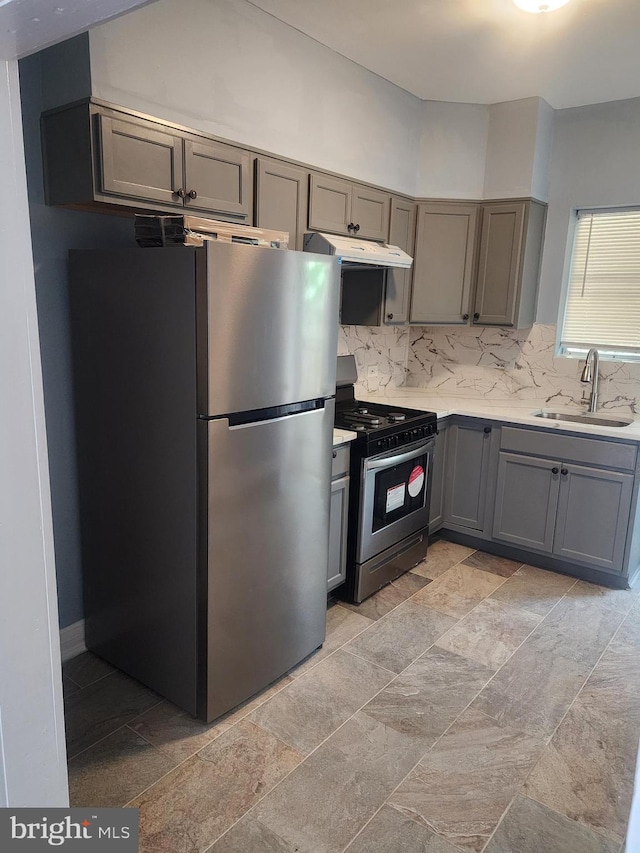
356,389,640,443
333,428,358,446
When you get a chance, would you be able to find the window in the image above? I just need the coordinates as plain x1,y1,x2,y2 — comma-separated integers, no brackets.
560,208,640,360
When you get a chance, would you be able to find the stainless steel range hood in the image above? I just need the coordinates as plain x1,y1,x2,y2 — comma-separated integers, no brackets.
303,232,413,269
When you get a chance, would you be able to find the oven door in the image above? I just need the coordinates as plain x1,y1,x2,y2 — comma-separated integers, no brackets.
357,438,434,564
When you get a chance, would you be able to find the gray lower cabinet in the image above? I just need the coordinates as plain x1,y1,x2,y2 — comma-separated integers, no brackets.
410,202,478,325
429,424,448,534
554,463,633,573
255,157,309,251
444,420,492,531
492,440,635,575
385,197,416,325
472,200,546,328
328,444,350,592
42,101,254,220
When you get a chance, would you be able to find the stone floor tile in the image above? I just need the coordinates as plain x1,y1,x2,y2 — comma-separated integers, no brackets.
63,651,116,688
485,796,620,853
471,643,591,739
250,711,419,853
411,540,476,580
290,603,374,676
345,805,461,853
132,719,301,853
461,551,522,578
389,709,544,852
130,674,293,764
524,692,638,844
361,647,493,751
489,563,576,617
64,671,161,759
392,571,431,598
566,580,639,616
207,816,295,852
346,600,457,674
250,649,392,754
68,725,175,808
435,598,540,671
525,595,624,668
340,582,409,621
412,563,505,619
63,676,80,697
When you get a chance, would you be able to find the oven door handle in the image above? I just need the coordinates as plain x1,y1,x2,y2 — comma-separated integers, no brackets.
364,439,433,472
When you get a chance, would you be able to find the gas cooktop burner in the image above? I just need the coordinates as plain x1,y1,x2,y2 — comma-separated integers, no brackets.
387,413,406,422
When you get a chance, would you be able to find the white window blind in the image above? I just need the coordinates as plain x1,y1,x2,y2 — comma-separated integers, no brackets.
561,208,640,357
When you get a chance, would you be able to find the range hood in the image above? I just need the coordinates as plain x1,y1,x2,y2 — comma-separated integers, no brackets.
303,232,413,269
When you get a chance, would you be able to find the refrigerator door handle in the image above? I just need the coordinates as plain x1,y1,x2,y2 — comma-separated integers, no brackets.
229,407,324,431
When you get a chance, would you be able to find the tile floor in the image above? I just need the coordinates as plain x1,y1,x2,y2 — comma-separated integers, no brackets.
63,542,640,852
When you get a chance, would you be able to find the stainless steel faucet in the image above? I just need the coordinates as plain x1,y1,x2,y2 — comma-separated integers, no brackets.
580,348,600,413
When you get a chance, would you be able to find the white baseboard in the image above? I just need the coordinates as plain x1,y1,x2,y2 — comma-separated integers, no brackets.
59,619,86,662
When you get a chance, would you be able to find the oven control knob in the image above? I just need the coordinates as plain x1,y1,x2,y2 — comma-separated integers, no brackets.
377,438,388,450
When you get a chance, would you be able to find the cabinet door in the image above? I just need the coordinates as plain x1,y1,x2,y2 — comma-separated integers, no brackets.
328,476,349,592
493,452,560,552
351,185,390,241
184,137,253,220
98,114,184,207
255,158,309,250
553,464,634,573
429,426,448,534
473,202,526,326
385,198,416,325
308,174,352,235
444,422,492,531
410,203,478,325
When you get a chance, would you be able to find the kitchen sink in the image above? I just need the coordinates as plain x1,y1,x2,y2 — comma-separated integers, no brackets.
532,411,634,428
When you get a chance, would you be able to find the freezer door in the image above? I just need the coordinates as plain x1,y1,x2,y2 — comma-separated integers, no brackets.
200,400,334,721
197,242,340,416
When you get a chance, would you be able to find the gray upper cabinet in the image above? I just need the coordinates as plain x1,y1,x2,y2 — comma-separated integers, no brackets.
183,137,253,220
473,200,546,328
98,114,184,207
308,173,391,240
255,157,309,251
308,174,352,235
410,202,478,325
444,420,492,531
385,197,416,325
42,101,254,221
350,185,390,241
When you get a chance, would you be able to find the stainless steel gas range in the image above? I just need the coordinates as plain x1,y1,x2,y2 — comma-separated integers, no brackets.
334,356,438,604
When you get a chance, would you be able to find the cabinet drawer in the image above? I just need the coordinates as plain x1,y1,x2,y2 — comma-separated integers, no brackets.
500,426,637,472
332,444,350,478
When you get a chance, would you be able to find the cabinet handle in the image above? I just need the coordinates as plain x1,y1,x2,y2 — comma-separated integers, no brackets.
483,426,492,434
462,313,469,321
561,468,568,476
174,188,186,198
354,224,360,232
188,189,198,200
473,312,480,320
332,450,337,459
552,467,559,474
347,222,355,232
387,313,394,320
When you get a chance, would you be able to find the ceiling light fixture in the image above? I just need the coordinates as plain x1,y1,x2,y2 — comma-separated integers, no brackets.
513,0,570,12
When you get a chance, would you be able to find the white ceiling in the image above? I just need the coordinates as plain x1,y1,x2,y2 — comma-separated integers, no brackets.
248,0,640,109
0,0,157,60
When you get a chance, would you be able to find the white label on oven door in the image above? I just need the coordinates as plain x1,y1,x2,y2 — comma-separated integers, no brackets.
386,483,406,513
408,465,425,498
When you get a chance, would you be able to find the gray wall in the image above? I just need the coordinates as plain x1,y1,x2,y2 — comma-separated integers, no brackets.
0,57,67,807
537,96,640,324
20,52,135,628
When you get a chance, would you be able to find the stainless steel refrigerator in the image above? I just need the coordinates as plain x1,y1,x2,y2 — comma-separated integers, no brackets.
69,241,340,722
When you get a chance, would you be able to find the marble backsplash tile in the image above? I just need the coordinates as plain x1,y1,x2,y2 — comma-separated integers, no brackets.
406,324,640,413
338,325,409,394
